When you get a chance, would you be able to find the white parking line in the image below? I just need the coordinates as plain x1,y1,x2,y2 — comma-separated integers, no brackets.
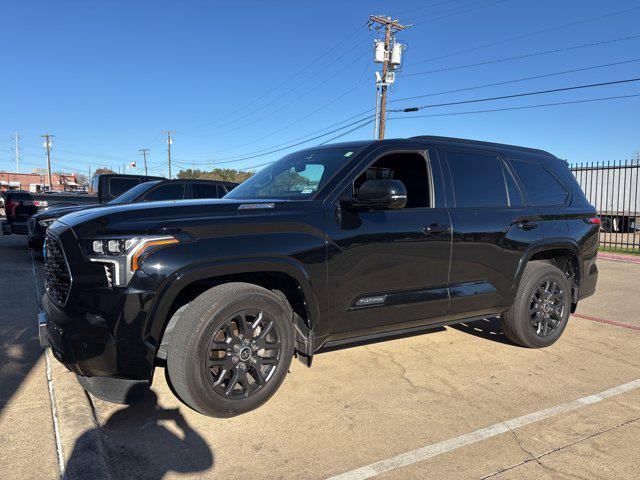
327,378,640,480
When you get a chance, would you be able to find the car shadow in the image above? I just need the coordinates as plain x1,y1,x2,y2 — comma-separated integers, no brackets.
451,317,514,345
65,389,214,480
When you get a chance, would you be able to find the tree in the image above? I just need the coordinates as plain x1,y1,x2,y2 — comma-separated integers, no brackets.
177,168,252,183
76,173,89,186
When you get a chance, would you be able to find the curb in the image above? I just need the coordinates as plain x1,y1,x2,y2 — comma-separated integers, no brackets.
45,349,112,480
598,252,640,264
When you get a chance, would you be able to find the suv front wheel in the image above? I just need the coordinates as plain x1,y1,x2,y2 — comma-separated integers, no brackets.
166,282,294,417
501,262,572,348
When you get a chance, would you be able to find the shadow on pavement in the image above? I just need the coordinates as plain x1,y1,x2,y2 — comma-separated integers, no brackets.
0,236,42,414
451,317,513,345
66,389,214,480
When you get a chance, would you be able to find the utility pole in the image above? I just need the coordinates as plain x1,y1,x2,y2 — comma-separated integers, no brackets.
41,134,54,190
12,131,20,173
138,148,150,176
369,15,411,139
162,131,175,179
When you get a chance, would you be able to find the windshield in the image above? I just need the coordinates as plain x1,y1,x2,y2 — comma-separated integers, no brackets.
108,180,161,204
224,147,363,200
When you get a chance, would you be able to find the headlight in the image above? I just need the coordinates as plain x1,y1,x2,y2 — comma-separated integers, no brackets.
82,236,178,287
38,219,56,227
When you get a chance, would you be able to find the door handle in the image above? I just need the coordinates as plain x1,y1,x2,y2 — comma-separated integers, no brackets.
423,223,450,234
516,221,539,231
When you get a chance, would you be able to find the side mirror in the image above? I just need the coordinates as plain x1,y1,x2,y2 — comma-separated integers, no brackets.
345,179,407,210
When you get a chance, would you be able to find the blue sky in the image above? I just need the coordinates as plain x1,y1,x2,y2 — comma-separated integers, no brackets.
1,0,640,177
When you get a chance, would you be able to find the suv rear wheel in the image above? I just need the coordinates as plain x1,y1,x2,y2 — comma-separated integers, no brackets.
500,262,571,348
166,282,294,417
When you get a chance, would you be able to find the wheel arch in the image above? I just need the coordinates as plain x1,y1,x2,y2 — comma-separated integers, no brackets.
514,240,583,301
146,257,319,358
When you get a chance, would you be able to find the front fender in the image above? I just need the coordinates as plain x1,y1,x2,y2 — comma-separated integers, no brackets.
144,256,322,348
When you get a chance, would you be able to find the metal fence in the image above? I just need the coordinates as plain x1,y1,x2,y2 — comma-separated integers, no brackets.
571,160,640,254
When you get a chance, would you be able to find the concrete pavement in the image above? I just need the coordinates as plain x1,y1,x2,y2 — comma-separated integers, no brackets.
2,233,639,479
0,235,58,480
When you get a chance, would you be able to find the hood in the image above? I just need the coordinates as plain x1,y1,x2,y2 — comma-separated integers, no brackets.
56,198,296,237
36,204,98,220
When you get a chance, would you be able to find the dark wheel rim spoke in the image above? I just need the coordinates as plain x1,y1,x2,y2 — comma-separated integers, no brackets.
528,278,566,338
206,308,282,400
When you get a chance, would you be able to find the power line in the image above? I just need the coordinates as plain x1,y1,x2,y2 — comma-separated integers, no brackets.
178,25,370,134
176,115,375,167
409,0,509,26
410,5,640,66
389,93,640,120
394,77,640,111
404,33,640,77
183,36,372,138
392,58,640,105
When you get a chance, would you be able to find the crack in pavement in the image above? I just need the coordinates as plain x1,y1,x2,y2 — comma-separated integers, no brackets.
479,416,640,479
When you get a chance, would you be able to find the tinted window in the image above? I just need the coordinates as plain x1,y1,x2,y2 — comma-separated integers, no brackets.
192,183,223,199
502,162,524,207
109,178,140,197
226,146,364,199
354,152,431,208
142,183,185,201
445,151,507,207
109,181,161,204
510,160,568,206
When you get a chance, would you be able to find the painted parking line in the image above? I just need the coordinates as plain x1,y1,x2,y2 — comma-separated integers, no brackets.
572,313,640,332
326,378,640,480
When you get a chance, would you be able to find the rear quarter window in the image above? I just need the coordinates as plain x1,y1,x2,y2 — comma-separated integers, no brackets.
109,178,141,198
444,150,508,208
509,159,569,206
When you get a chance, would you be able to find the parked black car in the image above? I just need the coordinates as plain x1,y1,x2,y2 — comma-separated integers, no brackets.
39,136,599,417
28,178,237,251
1,173,163,235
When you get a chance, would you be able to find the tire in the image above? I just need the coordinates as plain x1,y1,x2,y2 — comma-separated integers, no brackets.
500,262,571,348
166,282,295,417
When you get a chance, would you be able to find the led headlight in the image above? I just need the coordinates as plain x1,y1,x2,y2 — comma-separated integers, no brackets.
83,236,178,287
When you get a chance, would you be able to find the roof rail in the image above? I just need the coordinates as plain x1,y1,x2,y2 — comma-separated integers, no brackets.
409,135,555,157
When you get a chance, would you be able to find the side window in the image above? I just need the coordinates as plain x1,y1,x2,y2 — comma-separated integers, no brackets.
445,150,507,207
501,161,524,207
192,183,223,199
354,152,431,208
142,183,185,201
509,159,569,206
109,178,140,197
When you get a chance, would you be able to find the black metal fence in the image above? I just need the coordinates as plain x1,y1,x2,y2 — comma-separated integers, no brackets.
571,160,640,254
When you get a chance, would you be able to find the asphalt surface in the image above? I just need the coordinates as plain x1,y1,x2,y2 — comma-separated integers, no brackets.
1,232,639,479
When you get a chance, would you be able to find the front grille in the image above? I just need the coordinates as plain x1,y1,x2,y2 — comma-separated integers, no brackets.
28,217,36,234
44,235,72,305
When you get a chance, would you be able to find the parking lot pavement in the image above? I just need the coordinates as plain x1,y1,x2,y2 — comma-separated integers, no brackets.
576,256,640,328
0,235,58,480
70,257,638,480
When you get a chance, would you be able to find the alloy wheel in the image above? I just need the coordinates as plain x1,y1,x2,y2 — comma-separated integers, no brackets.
529,279,565,337
206,309,282,399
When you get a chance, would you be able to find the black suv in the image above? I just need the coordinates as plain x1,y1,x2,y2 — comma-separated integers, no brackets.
39,137,599,417
28,178,237,251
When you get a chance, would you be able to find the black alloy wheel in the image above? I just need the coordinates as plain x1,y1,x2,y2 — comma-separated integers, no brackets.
207,309,281,399
529,279,565,337
500,262,571,348
166,282,294,417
